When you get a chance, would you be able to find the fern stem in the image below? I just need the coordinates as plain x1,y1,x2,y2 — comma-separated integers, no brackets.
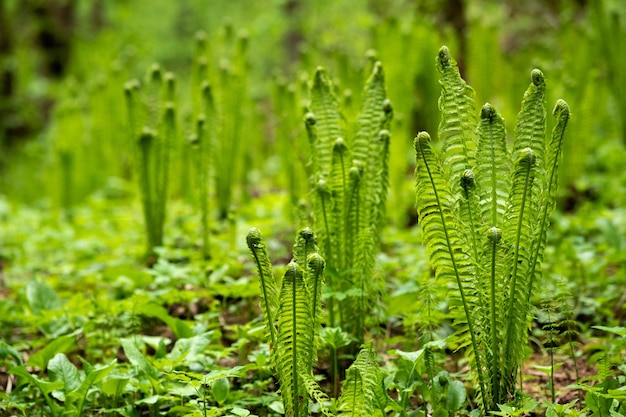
319,187,335,327
488,226,501,404
290,262,299,417
415,132,488,411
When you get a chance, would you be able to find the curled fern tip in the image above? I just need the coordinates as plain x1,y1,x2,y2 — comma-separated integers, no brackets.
531,69,545,87
246,228,262,249
481,103,496,120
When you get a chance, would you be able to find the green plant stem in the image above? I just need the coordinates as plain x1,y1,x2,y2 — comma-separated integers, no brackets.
331,347,339,398
489,230,500,405
251,249,276,347
320,192,335,327
291,263,299,417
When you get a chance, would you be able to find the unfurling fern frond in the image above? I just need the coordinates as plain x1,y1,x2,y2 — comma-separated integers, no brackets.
246,228,279,347
436,45,478,190
526,100,571,303
337,343,388,417
247,229,328,417
306,63,392,343
475,103,510,228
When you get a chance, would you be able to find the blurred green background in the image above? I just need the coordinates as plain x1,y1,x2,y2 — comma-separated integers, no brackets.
1,0,625,215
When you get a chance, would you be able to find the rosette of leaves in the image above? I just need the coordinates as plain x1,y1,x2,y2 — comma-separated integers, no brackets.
413,46,571,411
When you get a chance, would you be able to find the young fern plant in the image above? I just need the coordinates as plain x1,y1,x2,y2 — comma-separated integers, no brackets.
247,227,330,417
304,62,393,343
124,64,177,258
413,46,571,411
247,228,391,416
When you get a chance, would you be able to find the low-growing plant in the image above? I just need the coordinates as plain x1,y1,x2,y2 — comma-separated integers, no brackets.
304,62,392,343
413,46,571,411
124,64,177,257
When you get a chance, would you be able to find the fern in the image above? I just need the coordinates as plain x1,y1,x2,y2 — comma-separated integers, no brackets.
414,46,570,411
337,343,388,417
246,228,279,348
124,65,176,258
247,228,328,417
305,63,392,343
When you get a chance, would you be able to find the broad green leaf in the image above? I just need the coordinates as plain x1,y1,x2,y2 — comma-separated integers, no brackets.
135,302,193,339
48,353,81,393
593,325,626,337
67,360,116,411
446,380,467,411
28,332,79,369
26,279,62,314
102,376,130,397
121,337,160,381
212,378,230,404
9,365,64,394
230,407,251,417
0,339,23,366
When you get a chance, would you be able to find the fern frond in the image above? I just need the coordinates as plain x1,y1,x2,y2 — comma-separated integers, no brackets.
414,131,487,407
526,100,570,302
501,148,537,394
293,227,319,267
300,372,332,417
436,45,478,190
328,138,349,271
337,344,388,416
475,103,510,227
304,252,325,369
275,262,314,417
246,228,279,348
513,69,546,168
309,67,343,175
352,61,387,165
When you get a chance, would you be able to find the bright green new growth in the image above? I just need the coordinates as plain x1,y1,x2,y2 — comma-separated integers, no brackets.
247,228,391,416
246,227,330,417
414,46,571,411
124,64,176,257
305,63,392,342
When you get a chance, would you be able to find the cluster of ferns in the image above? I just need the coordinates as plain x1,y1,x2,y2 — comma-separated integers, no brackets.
248,45,570,416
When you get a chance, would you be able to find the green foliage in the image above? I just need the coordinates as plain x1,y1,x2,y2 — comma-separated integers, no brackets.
414,46,571,411
247,227,329,417
305,63,392,343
